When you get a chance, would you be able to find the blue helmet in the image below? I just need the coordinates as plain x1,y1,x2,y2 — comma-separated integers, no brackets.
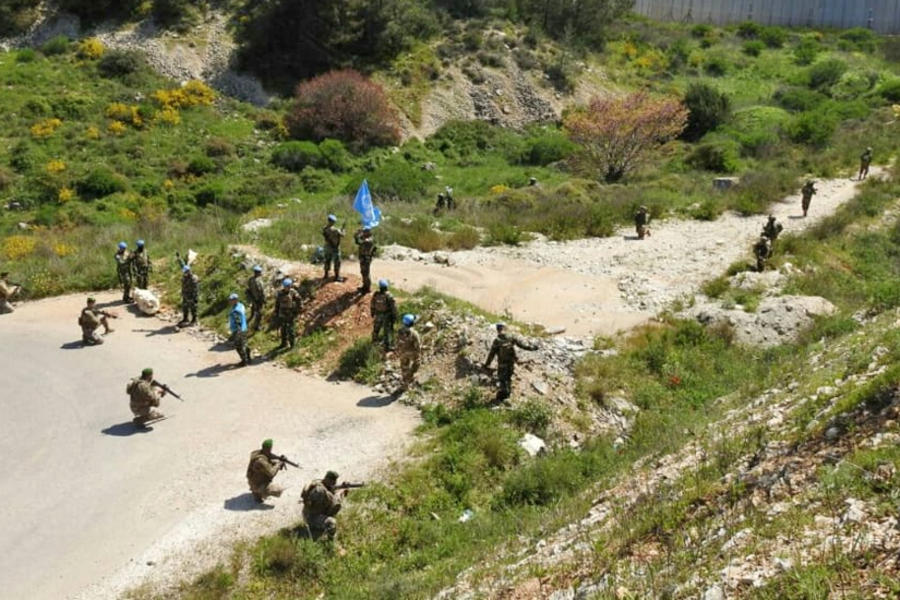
182,265,191,272
228,292,239,301
283,278,293,287
378,279,388,290
495,322,506,331
252,265,262,273
136,239,145,247
402,314,416,327
118,241,127,250
327,214,337,222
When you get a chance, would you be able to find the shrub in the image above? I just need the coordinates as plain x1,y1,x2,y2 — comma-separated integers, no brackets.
0,1,39,36
77,168,127,199
318,139,350,172
57,0,141,23
877,79,900,102
187,156,217,176
831,70,877,101
16,48,36,63
759,26,787,48
75,38,104,60
41,35,70,56
285,69,400,150
23,98,51,117
704,53,729,76
367,155,433,201
0,168,14,191
793,36,820,65
742,40,765,57
271,141,321,172
205,137,234,158
786,109,839,146
194,182,226,206
476,50,504,68
298,167,334,193
687,140,741,173
97,50,143,78
513,48,538,70
524,129,576,165
773,86,827,111
509,398,552,436
152,0,196,29
808,59,847,91
728,168,795,215
253,110,281,131
545,57,578,93
681,82,731,142
253,535,324,579
736,21,761,39
691,24,713,39
336,339,383,383
839,27,878,53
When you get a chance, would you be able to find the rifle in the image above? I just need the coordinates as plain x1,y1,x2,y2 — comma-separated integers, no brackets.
151,380,183,401
335,482,365,491
276,454,300,469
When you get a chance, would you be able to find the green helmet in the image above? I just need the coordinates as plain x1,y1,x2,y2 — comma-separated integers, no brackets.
141,368,153,377
325,470,339,481
262,439,274,450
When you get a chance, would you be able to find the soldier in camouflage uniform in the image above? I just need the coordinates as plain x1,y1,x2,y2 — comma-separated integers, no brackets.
483,323,538,405
79,297,116,345
353,227,376,294
127,367,165,426
322,214,345,282
178,265,199,328
132,239,151,289
246,265,266,332
859,147,873,181
753,235,772,272
762,215,783,243
228,293,251,366
634,206,651,240
800,180,817,218
370,279,398,350
396,314,422,392
301,470,344,541
114,241,133,302
246,439,285,503
0,271,21,314
274,278,301,349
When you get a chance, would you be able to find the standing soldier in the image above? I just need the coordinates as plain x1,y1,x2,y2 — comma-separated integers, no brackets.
132,239,151,289
800,180,817,218
301,470,344,541
396,314,422,393
483,323,538,405
371,279,398,351
445,186,456,210
634,206,651,240
246,265,266,332
115,241,133,303
353,227,376,294
178,265,199,328
859,146,873,181
528,176,539,187
127,367,165,427
274,278,301,350
246,439,286,503
753,235,772,272
433,192,446,215
322,214,345,282
0,271,21,314
762,215,783,243
79,297,117,345
228,293,251,367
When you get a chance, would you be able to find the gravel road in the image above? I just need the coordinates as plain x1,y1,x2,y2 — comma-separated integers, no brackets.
0,291,419,599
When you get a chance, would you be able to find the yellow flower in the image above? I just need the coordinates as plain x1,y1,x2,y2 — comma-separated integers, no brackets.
119,207,137,220
86,125,101,140
106,102,131,120
53,242,76,257
163,179,175,190
46,160,67,174
2,235,37,260
490,184,510,195
893,104,900,118
30,118,62,138
155,106,181,125
58,187,75,203
76,38,105,60
151,80,215,110
108,120,127,135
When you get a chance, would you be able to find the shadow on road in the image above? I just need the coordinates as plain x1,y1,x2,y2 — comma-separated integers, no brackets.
185,363,237,378
788,215,806,220
357,394,397,408
622,235,643,241
60,340,85,350
224,493,274,512
101,421,153,436
134,325,179,337
208,341,233,353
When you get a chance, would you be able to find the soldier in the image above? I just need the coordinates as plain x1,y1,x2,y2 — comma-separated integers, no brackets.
322,214,345,282
396,314,422,392
433,192,446,215
371,279,398,350
0,271,21,314
634,206,651,240
801,180,817,218
301,470,344,541
444,186,456,210
228,293,251,367
114,241,133,303
762,215,783,243
753,235,772,272
859,146,873,181
79,297,117,345
353,227,376,294
528,176,539,187
274,278,301,350
178,265,199,328
127,367,165,427
246,265,266,332
132,239,151,289
246,439,286,503
483,322,538,405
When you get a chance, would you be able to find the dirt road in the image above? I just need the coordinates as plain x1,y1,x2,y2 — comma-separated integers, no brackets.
0,292,419,600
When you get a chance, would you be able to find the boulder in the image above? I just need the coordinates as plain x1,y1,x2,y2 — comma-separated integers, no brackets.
133,288,160,315
518,433,546,457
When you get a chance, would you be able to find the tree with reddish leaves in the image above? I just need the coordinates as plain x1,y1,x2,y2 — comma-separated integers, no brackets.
285,70,402,151
564,92,688,183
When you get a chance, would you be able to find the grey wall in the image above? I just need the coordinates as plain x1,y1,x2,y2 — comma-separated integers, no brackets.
633,0,900,34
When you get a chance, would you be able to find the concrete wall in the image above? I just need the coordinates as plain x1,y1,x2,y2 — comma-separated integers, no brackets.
633,0,900,34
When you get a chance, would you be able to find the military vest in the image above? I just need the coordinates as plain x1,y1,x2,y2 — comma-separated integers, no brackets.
323,225,342,248
371,292,391,314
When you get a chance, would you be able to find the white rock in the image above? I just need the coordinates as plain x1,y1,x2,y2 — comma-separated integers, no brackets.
548,588,575,600
518,433,546,457
703,585,724,600
531,381,550,395
242,218,273,233
133,288,160,315
774,557,793,572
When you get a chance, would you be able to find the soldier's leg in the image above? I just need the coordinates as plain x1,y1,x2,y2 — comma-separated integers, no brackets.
123,278,131,302
359,259,371,292
400,355,411,387
372,317,382,343
384,320,395,349
250,303,261,331
263,482,284,499
189,300,198,324
334,250,342,280
287,319,296,348
497,365,513,402
323,249,332,278
181,299,189,324
0,300,13,314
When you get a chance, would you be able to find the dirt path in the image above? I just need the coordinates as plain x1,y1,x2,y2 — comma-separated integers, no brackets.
375,170,884,336
0,292,419,600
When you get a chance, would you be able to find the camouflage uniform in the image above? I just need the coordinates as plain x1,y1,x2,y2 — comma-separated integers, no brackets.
322,223,344,279
127,378,163,424
0,276,20,314
79,306,112,345
246,273,266,332
370,289,398,350
301,479,342,540
246,450,284,502
762,217,783,243
353,229,376,293
396,325,422,389
115,249,133,302
229,301,251,365
859,148,873,180
634,207,650,240
274,286,301,349
801,181,817,217
132,247,151,289
753,236,772,272
484,331,538,403
181,271,200,325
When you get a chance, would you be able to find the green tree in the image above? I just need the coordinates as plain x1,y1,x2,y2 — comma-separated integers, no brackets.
514,0,633,47
681,83,731,142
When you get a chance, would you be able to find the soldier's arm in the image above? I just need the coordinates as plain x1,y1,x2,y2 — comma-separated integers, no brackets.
484,340,498,367
389,297,398,320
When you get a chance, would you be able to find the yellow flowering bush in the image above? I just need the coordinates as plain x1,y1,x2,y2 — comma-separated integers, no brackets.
163,179,175,190
118,207,137,220
45,160,67,173
893,104,900,118
53,242,76,257
58,187,75,203
76,38,105,59
30,118,62,138
152,80,216,109
106,103,143,127
2,235,37,260
86,125,101,140
155,106,181,125
622,40,639,59
108,120,127,135
490,184,510,195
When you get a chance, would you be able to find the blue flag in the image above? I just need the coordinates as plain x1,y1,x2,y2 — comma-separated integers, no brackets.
352,179,382,228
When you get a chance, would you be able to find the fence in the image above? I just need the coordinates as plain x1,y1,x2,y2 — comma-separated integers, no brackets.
632,0,900,34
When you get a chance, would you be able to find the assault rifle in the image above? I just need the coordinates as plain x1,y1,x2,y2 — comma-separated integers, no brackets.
151,380,183,401
276,455,300,469
335,482,365,491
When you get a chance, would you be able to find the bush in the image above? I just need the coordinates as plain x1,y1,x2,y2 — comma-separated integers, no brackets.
736,21,762,39
152,0,196,29
253,535,325,579
742,40,765,57
786,109,839,146
691,24,713,39
367,155,433,201
16,48,36,63
205,137,235,158
97,50,143,78
759,26,787,48
773,86,827,111
188,156,217,176
509,398,552,436
793,36,820,65
807,59,847,91
545,56,579,93
285,69,401,150
271,141,321,172
318,139,350,172
524,129,576,165
75,37,104,60
194,182,226,207
704,53,729,76
729,168,796,215
299,166,335,193
336,339,383,383
77,168,127,199
877,79,900,102
41,35,70,56
513,48,538,70
681,83,731,142
831,70,877,101
687,140,741,173
839,27,878,53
